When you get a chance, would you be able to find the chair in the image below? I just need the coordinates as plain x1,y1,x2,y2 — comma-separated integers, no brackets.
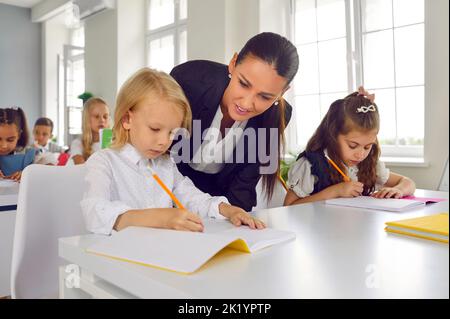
253,175,288,211
10,164,87,299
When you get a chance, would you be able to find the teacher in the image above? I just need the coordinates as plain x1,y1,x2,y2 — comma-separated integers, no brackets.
170,32,299,211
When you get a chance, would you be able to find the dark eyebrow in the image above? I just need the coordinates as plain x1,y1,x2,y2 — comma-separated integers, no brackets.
239,74,277,98
346,140,374,147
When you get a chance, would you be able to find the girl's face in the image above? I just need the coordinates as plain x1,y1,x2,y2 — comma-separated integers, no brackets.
0,124,20,156
123,96,184,159
222,54,289,122
337,129,378,167
33,125,52,146
89,103,110,134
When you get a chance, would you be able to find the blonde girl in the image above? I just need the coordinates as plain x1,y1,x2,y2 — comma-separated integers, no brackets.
81,68,265,235
70,97,110,165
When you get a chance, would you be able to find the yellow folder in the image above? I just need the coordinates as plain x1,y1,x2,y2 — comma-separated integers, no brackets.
385,213,449,243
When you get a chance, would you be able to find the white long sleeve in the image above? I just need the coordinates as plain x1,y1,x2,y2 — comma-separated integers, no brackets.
81,143,228,235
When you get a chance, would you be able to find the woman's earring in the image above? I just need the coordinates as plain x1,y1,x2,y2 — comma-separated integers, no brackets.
274,101,279,106
228,73,232,79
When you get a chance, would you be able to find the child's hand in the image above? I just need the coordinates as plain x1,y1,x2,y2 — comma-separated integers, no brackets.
334,181,364,198
0,170,5,179
372,187,404,199
164,208,204,232
7,171,22,182
219,203,266,229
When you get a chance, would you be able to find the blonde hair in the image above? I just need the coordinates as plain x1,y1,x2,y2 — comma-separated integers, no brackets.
81,97,108,159
111,67,192,149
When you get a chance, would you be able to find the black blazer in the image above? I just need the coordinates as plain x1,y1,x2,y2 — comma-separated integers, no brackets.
170,60,292,211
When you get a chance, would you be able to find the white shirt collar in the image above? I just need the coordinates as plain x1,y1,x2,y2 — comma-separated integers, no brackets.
119,143,148,166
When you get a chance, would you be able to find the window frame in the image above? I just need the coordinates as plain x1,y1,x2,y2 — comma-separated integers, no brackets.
145,0,188,71
289,0,425,160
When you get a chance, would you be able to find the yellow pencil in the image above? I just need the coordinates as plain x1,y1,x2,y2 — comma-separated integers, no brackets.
147,164,185,209
324,154,351,182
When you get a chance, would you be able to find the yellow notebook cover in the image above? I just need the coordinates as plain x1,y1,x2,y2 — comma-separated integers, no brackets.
385,213,449,243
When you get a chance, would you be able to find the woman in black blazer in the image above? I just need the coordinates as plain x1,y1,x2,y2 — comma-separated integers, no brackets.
170,32,299,211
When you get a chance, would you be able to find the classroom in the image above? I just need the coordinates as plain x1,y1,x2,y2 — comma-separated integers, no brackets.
0,0,448,303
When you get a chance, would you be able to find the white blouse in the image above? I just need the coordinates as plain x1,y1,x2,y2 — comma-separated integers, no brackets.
81,143,228,235
287,152,390,198
189,106,248,174
68,138,100,165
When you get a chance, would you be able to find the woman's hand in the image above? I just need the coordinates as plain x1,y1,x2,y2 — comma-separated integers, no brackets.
219,203,266,229
372,187,404,199
333,181,364,198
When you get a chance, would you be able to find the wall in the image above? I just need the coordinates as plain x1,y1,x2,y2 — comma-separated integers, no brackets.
116,0,146,90
0,3,41,129
41,13,69,139
84,8,118,110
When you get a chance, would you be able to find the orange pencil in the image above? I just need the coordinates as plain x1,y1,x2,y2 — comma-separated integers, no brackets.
324,154,351,182
147,164,185,209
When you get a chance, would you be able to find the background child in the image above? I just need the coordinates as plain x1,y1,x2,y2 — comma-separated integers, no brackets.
70,97,110,165
81,68,265,235
33,117,65,165
284,92,416,206
0,107,34,182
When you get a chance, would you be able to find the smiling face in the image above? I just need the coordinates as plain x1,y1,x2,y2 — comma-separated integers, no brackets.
122,95,184,159
33,125,52,147
0,124,20,156
89,103,110,134
337,129,378,167
221,54,289,122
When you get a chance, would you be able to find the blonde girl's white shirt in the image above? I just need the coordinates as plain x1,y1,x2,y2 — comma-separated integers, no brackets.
68,138,100,165
81,143,229,235
287,151,390,198
189,105,248,174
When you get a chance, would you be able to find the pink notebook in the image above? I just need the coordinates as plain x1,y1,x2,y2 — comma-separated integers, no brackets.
401,196,447,204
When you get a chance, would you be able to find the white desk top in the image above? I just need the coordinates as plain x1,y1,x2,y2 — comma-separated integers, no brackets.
59,189,449,298
0,181,19,208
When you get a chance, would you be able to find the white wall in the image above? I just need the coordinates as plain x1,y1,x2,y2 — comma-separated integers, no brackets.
187,0,226,63
224,0,259,61
116,0,146,90
0,4,41,128
42,14,69,132
84,9,118,110
389,0,449,190
187,0,260,64
84,0,146,114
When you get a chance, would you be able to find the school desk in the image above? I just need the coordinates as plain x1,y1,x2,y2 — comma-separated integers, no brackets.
0,182,19,297
58,189,449,299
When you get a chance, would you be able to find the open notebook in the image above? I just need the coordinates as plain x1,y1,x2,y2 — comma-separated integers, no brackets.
86,223,296,274
325,196,425,212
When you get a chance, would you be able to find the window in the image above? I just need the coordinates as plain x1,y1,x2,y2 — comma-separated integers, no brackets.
146,0,188,73
62,26,85,145
292,0,424,158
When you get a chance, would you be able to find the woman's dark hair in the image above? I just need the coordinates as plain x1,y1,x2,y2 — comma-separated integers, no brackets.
236,32,300,201
306,92,381,195
34,117,54,133
0,107,30,150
